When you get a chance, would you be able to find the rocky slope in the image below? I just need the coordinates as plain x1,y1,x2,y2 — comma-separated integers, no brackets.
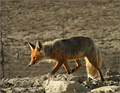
0,70,120,93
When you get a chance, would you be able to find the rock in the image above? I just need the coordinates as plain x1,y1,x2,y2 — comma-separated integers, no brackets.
7,77,35,87
28,87,45,93
82,79,107,89
65,74,80,82
12,87,27,93
3,77,42,88
32,78,42,87
0,88,13,93
91,86,120,93
1,87,45,93
82,80,94,89
43,79,90,93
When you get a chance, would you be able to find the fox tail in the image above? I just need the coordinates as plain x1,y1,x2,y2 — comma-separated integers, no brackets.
85,46,101,79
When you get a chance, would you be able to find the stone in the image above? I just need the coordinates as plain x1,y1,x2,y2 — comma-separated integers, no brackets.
91,86,120,93
43,79,90,93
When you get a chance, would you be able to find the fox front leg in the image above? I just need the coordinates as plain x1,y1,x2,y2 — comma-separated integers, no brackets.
62,60,72,74
51,61,63,75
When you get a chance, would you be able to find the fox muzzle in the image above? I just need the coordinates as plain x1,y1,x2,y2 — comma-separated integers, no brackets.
28,61,35,67
28,64,32,67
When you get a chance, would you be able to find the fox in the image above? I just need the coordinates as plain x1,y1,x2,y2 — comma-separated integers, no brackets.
28,36,104,81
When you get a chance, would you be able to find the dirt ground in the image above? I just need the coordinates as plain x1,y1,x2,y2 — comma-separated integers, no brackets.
0,0,120,79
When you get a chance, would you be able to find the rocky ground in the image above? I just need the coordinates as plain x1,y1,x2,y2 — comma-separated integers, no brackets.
0,70,120,93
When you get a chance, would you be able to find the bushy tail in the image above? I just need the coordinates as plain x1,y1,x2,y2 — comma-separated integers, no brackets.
85,47,101,79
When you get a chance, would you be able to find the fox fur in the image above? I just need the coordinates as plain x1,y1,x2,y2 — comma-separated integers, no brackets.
28,36,104,81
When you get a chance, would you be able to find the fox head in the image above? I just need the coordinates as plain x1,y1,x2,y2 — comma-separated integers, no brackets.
28,41,44,67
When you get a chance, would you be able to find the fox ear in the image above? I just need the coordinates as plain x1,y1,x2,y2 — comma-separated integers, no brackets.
28,42,35,50
36,41,42,51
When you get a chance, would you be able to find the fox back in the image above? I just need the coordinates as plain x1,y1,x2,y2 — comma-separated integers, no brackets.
50,36,94,60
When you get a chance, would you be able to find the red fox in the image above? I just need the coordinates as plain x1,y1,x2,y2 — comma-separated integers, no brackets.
28,36,104,81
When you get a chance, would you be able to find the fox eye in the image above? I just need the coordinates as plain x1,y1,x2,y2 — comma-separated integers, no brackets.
33,57,37,60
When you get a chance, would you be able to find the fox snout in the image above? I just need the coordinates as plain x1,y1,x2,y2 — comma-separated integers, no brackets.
28,64,31,67
28,63,34,67
28,61,35,67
